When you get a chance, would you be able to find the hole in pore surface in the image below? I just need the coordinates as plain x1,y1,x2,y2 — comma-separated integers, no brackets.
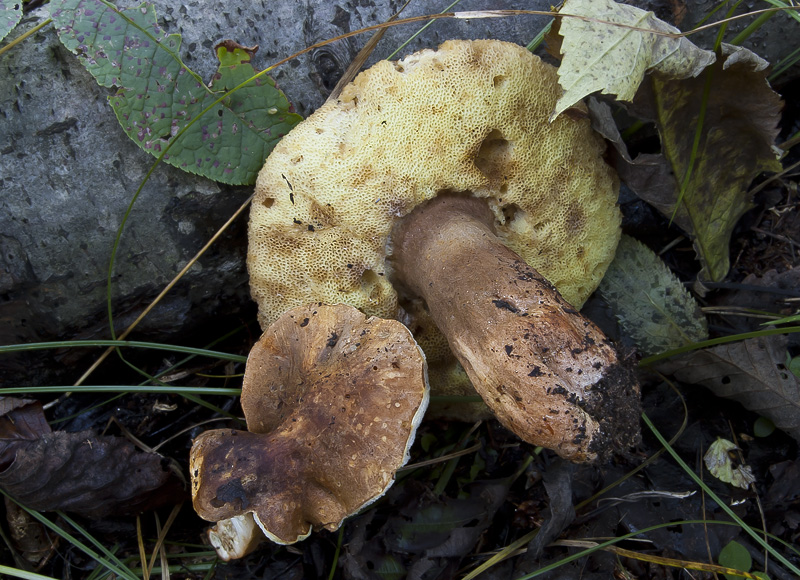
502,204,521,225
361,269,380,287
261,198,275,209
475,129,513,187
493,74,507,89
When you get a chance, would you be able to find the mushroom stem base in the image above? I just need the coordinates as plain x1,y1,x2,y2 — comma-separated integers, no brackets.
391,195,640,462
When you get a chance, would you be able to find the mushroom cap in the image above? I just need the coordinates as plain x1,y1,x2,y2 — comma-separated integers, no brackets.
248,39,620,332
190,303,429,545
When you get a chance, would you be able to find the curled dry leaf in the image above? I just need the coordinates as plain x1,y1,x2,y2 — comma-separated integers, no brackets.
656,335,800,444
5,497,55,566
704,438,756,490
0,398,185,518
552,0,715,118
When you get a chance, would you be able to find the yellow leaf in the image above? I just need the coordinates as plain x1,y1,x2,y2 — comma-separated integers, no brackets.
554,0,715,118
704,438,756,489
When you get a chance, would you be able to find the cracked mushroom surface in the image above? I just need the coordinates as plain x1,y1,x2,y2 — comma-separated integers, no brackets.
190,304,429,548
247,39,640,462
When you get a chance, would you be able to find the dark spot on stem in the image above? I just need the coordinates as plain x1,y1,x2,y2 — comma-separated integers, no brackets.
492,299,518,313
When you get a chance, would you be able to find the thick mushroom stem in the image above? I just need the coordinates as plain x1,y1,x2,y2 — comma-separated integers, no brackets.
391,195,640,462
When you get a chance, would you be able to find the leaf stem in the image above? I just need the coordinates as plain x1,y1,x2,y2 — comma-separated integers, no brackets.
0,18,52,58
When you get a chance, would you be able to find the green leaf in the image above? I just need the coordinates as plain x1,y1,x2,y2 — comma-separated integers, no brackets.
597,235,708,356
50,0,301,185
420,433,437,453
624,45,782,283
789,354,800,379
375,556,406,580
0,0,22,44
553,0,715,118
753,416,776,437
718,540,752,580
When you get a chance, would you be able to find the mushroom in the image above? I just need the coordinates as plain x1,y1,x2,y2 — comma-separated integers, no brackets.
247,39,640,461
190,303,429,552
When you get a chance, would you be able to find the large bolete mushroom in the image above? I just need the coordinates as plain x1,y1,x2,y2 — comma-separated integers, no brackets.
247,39,640,462
190,303,428,554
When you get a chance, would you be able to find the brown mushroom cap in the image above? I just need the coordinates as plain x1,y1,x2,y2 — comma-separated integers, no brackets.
190,303,429,546
247,39,620,334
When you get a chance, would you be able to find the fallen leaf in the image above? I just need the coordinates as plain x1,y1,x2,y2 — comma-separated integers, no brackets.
5,497,55,566
713,269,800,334
0,398,51,471
0,0,22,44
513,460,575,571
0,398,186,518
50,1,302,185
656,335,800,443
343,478,509,579
598,234,708,356
765,460,800,507
718,540,754,580
704,438,756,490
620,44,783,283
553,0,715,118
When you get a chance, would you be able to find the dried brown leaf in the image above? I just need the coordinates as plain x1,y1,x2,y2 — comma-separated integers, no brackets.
657,335,800,443
5,497,55,566
0,398,186,518
0,398,52,471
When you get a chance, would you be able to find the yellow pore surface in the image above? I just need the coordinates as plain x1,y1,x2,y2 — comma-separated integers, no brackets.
249,39,621,331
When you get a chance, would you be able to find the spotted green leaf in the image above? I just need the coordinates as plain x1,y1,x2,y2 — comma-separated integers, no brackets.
598,235,708,357
1,0,22,43
632,46,783,283
50,0,301,185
